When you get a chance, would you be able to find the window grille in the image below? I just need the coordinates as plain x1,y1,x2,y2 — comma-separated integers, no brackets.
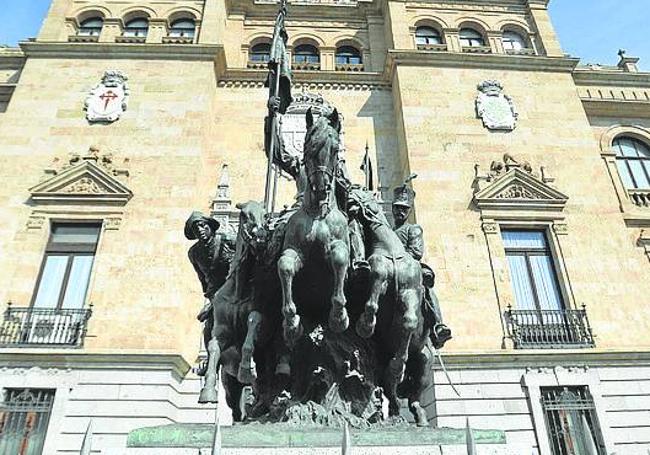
0,389,55,455
541,386,607,455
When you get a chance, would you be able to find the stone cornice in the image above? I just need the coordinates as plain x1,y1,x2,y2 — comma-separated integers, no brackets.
386,50,580,76
0,351,191,378
19,41,224,61
218,67,390,90
437,349,650,370
580,99,650,119
573,68,650,88
0,48,26,68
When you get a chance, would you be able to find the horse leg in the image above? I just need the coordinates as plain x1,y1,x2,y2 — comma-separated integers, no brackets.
328,239,349,333
278,248,303,343
198,337,221,404
408,345,433,427
356,255,388,338
238,311,262,384
222,372,245,422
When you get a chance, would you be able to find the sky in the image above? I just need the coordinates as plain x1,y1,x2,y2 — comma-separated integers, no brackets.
0,0,647,71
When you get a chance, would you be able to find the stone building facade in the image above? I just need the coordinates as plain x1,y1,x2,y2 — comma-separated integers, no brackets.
0,0,649,453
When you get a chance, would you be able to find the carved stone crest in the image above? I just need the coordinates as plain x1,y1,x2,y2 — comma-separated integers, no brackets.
476,80,518,131
281,91,341,163
84,70,130,123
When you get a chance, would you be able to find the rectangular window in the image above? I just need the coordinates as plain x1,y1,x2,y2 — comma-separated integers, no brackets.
32,223,101,309
0,389,55,455
541,386,607,455
502,230,564,312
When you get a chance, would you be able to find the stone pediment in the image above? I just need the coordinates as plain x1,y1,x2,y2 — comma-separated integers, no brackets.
474,157,568,212
30,155,132,206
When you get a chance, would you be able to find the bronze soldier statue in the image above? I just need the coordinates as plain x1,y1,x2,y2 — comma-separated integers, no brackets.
392,177,452,349
185,212,236,371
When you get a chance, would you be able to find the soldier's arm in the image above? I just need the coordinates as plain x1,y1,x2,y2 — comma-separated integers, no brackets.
407,224,425,261
188,248,210,297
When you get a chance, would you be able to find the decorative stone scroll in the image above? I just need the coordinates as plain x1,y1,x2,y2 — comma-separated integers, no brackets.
27,146,132,231
84,70,130,123
473,154,568,212
476,80,518,131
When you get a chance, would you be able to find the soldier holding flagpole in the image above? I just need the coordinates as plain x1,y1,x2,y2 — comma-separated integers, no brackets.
264,0,293,213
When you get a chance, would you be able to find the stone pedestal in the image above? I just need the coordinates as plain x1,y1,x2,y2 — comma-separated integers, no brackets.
101,423,528,455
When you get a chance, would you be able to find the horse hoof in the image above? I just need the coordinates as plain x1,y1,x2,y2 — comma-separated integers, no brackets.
410,404,429,427
355,316,375,339
329,308,349,333
198,387,218,404
238,366,257,385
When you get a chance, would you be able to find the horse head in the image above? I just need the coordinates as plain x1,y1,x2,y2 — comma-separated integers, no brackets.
235,201,267,256
304,107,341,206
348,187,389,228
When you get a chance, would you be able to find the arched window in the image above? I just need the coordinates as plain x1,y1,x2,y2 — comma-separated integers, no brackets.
335,46,362,65
459,28,485,47
78,17,103,36
169,18,196,38
250,43,271,63
415,26,442,46
502,31,528,52
123,18,149,38
613,137,650,190
293,44,319,64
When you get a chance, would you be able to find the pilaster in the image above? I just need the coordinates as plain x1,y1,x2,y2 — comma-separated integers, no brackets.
386,1,412,49
99,19,122,44
443,28,460,53
147,19,167,44
321,46,336,71
487,31,504,54
526,0,563,57
199,0,226,45
38,0,73,42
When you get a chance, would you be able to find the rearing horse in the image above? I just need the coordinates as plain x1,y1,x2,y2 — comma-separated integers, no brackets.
277,108,350,343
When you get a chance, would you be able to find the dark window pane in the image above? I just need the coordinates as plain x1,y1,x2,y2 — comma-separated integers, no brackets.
336,46,362,64
51,224,100,245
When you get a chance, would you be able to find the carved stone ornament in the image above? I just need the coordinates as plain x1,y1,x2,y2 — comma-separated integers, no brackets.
476,80,518,131
280,91,342,165
84,70,130,123
473,154,568,212
29,146,132,206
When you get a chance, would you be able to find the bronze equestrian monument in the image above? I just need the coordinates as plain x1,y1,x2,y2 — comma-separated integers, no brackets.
127,2,511,453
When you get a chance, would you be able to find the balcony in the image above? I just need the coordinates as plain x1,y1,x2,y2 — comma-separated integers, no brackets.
461,46,492,54
292,62,321,71
0,303,92,348
162,36,194,45
68,34,99,43
335,63,364,72
416,43,448,52
504,306,595,349
247,61,268,70
629,188,650,207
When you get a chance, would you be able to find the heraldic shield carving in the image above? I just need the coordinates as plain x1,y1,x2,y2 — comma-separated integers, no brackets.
280,91,343,163
476,80,518,131
84,70,130,123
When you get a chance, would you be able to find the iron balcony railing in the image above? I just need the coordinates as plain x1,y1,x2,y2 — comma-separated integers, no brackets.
504,305,595,349
0,303,92,348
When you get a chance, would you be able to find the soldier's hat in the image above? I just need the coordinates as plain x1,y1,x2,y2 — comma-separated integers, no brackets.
184,211,220,240
392,174,417,208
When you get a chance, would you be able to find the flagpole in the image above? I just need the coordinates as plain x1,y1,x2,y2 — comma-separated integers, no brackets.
264,65,282,213
211,398,222,455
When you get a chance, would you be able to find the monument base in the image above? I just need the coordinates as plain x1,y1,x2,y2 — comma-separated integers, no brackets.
102,423,528,455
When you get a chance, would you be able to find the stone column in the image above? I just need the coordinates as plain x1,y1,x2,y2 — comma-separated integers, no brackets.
525,0,563,57
147,19,167,44
38,0,74,42
99,19,122,43
321,46,335,71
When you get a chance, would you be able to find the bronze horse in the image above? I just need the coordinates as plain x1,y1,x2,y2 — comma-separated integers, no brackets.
348,188,432,426
277,108,350,343
199,201,287,420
